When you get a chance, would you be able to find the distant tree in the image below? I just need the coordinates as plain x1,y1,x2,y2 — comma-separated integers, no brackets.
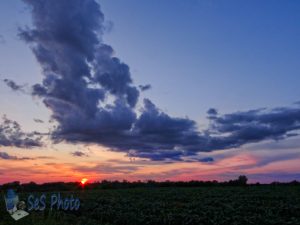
237,175,248,186
2,181,21,191
290,180,299,185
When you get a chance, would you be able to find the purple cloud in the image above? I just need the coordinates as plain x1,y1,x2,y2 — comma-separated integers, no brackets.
17,0,300,162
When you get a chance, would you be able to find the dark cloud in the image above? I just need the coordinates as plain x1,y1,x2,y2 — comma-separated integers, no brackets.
207,107,300,150
71,151,88,157
139,84,151,91
93,44,140,107
34,118,44,123
207,108,218,115
0,151,29,160
20,0,300,161
207,108,218,120
180,157,214,163
0,152,54,160
198,157,214,163
0,115,42,148
3,79,25,92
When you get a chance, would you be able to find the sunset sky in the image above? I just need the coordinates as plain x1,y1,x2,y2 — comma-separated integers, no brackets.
1,0,300,184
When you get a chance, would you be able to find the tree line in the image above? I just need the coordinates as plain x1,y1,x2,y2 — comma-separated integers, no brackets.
1,176,299,192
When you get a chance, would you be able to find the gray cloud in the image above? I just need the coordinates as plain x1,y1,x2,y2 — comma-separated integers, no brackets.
198,157,214,162
3,79,25,92
0,152,53,160
0,115,42,148
207,107,300,150
71,151,89,157
19,0,300,161
34,118,44,123
139,84,151,91
0,151,32,160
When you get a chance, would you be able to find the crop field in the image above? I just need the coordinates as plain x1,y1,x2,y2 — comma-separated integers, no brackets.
1,186,300,225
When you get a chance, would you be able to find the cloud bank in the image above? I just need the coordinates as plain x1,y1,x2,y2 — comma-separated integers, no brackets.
17,0,300,161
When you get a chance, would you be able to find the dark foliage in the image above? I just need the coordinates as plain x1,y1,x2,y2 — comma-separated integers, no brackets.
1,176,300,193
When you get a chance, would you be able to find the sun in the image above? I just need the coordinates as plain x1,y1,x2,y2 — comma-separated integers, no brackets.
81,178,88,185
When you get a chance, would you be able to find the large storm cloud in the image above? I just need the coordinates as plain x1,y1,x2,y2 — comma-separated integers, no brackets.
18,0,300,161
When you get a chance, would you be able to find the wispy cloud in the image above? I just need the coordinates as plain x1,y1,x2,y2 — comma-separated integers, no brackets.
138,84,151,91
0,152,32,160
0,151,55,161
33,119,44,123
71,151,89,157
74,163,139,174
3,79,25,92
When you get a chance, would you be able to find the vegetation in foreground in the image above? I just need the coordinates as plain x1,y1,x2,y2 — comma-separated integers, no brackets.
1,184,300,225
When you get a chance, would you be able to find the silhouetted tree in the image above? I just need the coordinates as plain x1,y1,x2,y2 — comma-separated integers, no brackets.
237,175,248,186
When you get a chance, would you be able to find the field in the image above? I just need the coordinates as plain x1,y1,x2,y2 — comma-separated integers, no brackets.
1,186,300,225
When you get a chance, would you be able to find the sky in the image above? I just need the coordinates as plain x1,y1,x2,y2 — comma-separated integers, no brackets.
0,0,300,184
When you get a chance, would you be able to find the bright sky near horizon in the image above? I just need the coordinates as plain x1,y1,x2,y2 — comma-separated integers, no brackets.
0,0,300,184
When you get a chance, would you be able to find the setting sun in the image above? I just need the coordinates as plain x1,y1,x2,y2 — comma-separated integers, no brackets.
81,178,88,185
